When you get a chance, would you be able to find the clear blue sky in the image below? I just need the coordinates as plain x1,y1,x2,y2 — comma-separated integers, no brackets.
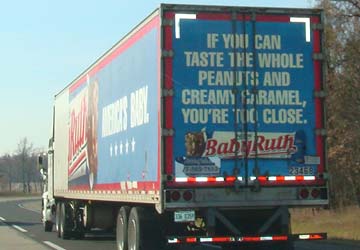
0,0,314,155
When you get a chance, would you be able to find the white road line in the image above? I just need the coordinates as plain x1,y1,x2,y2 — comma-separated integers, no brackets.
12,224,28,233
43,241,67,250
18,203,41,214
0,216,6,221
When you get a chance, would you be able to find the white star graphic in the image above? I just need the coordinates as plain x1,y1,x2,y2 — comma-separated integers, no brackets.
131,137,136,152
120,141,123,155
114,143,118,156
125,139,129,154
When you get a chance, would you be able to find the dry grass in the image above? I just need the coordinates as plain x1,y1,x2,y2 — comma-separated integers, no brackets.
291,206,360,241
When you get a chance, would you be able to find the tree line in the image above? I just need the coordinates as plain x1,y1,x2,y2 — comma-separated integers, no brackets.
0,138,44,193
317,0,360,208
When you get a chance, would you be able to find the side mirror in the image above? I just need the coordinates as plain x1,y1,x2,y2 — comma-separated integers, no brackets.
38,155,43,165
38,155,47,171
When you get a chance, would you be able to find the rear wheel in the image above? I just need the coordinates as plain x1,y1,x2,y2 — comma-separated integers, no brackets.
59,202,73,239
116,206,130,250
127,207,163,250
56,202,61,237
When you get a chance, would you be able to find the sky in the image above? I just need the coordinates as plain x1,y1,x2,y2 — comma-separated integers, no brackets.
0,0,314,155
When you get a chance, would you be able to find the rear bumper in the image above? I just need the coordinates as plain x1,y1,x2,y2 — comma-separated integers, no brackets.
167,233,327,245
164,186,328,209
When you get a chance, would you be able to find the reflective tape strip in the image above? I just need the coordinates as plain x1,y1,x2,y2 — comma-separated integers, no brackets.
260,236,273,241
250,176,316,182
200,237,235,242
240,235,288,242
167,233,322,244
298,234,323,240
175,176,242,183
299,234,310,240
168,238,180,243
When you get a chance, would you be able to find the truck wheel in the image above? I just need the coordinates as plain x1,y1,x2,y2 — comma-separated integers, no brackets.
44,221,53,232
116,206,130,250
59,202,73,239
56,202,61,237
127,207,141,250
127,207,165,250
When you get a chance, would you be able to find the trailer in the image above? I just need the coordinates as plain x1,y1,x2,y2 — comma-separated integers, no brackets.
40,4,328,250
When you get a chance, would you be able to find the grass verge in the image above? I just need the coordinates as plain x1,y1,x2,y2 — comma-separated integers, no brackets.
291,206,360,241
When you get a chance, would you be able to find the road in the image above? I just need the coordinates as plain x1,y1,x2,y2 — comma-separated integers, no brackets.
0,197,359,250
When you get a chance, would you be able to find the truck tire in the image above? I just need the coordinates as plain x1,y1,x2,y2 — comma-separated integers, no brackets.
44,221,53,232
59,202,73,239
127,207,165,250
116,206,130,250
56,202,61,237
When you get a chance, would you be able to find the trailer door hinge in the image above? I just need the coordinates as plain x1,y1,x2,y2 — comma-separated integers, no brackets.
162,129,175,136
313,53,324,61
162,18,174,27
320,172,329,180
162,88,174,97
314,90,327,98
312,23,324,31
162,50,174,58
315,129,327,136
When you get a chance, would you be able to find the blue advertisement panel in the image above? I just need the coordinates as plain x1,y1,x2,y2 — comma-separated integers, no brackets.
172,15,320,182
67,19,159,190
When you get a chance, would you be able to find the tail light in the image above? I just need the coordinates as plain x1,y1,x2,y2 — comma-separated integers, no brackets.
311,188,320,198
171,191,181,201
183,190,193,201
299,188,309,199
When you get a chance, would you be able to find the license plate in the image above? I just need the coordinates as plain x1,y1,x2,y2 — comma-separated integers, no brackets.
174,210,195,222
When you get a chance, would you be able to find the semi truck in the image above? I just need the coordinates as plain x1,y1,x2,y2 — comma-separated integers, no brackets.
40,4,328,250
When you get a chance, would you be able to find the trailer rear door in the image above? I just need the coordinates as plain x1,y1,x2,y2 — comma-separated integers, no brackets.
162,6,326,188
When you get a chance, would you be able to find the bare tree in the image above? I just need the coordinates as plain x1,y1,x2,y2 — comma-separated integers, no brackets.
16,137,33,193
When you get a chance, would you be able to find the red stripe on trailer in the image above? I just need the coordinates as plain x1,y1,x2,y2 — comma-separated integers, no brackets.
69,15,160,93
157,15,162,193
196,13,232,20
256,15,290,22
164,12,174,176
312,16,325,178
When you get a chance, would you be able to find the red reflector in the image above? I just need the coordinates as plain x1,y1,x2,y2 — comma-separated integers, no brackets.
186,237,197,243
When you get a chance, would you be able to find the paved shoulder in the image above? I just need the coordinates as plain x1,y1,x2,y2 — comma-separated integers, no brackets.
0,220,50,250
